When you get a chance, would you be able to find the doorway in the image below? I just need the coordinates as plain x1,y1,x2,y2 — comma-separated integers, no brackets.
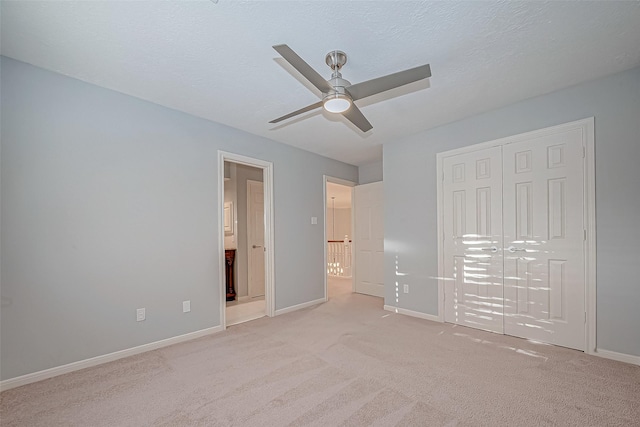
437,118,596,352
218,152,274,329
324,177,355,300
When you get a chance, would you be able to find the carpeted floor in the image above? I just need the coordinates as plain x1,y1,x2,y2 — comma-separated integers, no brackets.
1,278,639,426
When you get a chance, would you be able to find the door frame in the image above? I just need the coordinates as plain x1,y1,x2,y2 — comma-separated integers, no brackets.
218,151,275,329
436,117,597,354
323,175,356,301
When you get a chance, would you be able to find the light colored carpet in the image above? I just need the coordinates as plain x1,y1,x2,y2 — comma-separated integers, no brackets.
1,278,639,426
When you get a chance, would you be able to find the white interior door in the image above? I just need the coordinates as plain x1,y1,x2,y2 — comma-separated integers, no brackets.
502,129,585,350
247,180,265,298
443,146,504,333
441,124,587,350
354,181,384,297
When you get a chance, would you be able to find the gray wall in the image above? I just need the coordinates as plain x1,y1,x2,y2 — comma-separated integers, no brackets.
0,57,358,380
384,66,640,357
358,161,383,184
223,163,237,250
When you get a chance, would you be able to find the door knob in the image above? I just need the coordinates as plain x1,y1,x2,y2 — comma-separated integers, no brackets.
480,246,498,253
252,245,262,249
507,246,526,253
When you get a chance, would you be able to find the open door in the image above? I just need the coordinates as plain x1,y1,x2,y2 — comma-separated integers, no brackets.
354,181,384,297
247,180,265,298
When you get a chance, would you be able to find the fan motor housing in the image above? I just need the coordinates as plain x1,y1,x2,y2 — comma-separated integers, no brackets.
327,76,351,94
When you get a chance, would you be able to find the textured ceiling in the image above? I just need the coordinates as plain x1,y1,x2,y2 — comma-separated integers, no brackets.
2,1,640,166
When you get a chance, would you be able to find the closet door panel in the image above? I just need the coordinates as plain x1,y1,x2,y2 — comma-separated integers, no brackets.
443,146,504,334
502,129,585,350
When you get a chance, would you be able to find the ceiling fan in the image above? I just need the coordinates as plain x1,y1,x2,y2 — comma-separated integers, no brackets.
270,44,431,132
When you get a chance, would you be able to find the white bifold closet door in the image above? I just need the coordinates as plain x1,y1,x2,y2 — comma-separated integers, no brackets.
502,130,585,350
443,128,586,350
443,146,504,334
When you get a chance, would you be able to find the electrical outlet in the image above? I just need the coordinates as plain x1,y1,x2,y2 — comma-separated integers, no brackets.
311,217,318,225
136,308,145,322
183,300,191,313
403,284,409,294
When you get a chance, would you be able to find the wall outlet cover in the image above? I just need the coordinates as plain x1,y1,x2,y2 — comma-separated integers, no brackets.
183,300,191,313
136,308,146,322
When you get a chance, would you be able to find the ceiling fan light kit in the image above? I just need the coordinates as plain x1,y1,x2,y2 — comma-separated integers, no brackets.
323,92,352,113
270,44,431,133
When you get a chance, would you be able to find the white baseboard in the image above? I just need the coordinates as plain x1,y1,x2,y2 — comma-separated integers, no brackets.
0,325,223,392
384,305,442,323
275,298,325,316
594,348,640,366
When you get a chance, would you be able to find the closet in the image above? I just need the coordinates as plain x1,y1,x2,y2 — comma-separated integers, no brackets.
439,120,592,351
